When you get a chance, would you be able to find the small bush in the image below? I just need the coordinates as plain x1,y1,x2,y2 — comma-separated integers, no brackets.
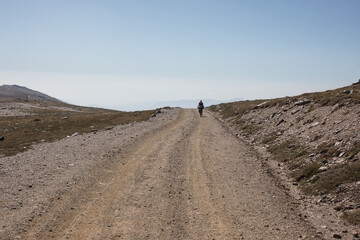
291,162,322,182
304,161,360,195
317,142,340,160
241,124,262,134
342,209,360,225
262,131,279,144
347,142,360,159
268,139,308,163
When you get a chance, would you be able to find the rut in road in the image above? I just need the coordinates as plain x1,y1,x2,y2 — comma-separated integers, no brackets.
23,109,319,240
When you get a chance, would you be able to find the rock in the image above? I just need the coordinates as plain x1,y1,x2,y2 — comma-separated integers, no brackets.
335,129,342,134
276,119,285,126
309,153,316,157
352,79,360,85
105,127,114,131
319,166,328,172
333,233,342,239
343,90,352,94
291,106,303,114
71,132,79,137
61,117,68,120
33,118,41,122
309,122,320,128
0,136,4,141
294,99,312,106
151,113,156,118
254,101,269,109
332,104,340,113
338,152,345,157
353,232,359,238
156,109,162,114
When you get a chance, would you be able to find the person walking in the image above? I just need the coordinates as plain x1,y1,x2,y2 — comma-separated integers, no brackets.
198,100,204,116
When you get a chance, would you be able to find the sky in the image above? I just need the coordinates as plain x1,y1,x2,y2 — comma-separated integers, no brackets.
0,0,359,110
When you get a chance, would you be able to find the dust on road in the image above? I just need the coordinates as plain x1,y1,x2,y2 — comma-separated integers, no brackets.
3,109,319,239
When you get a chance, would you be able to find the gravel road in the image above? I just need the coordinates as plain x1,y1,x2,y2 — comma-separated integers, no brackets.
1,109,320,239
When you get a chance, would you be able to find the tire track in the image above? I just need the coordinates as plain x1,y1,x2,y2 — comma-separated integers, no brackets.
20,108,320,240
22,109,190,240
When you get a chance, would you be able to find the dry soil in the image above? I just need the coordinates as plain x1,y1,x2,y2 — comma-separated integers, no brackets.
1,109,320,239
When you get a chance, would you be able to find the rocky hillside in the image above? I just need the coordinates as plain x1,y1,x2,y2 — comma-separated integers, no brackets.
209,80,360,227
0,85,60,102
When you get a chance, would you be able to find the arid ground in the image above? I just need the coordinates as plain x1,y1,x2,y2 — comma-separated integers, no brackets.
1,108,325,240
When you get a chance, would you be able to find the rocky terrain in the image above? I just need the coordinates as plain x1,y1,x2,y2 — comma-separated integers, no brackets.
1,83,359,239
209,81,360,239
0,85,60,102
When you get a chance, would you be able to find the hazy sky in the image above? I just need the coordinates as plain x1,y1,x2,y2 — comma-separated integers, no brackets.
1,0,359,110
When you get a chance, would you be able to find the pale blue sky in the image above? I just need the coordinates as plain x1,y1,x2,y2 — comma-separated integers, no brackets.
0,0,359,110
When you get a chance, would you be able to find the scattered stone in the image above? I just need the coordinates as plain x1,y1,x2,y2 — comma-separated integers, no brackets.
335,129,342,134
276,119,285,126
333,233,342,239
309,122,320,128
156,109,162,114
254,101,269,109
294,99,312,106
343,90,352,94
338,152,345,157
33,118,41,122
0,136,4,141
319,166,328,172
151,113,156,118
71,132,79,137
353,232,359,238
61,117,68,120
352,79,360,85
332,104,340,113
291,106,303,114
309,153,316,157
105,127,114,131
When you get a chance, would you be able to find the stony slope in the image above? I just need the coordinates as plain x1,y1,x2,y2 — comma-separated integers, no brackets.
0,85,60,102
209,81,360,232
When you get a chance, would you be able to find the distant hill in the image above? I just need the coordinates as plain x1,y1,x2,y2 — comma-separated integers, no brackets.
0,85,60,102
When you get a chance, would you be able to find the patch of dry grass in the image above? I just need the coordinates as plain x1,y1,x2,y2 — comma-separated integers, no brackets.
342,209,360,225
209,84,360,121
262,131,280,144
291,162,322,182
0,101,156,156
304,161,360,195
268,139,308,163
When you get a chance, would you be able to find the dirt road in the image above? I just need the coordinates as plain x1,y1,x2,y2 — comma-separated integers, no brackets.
2,109,320,239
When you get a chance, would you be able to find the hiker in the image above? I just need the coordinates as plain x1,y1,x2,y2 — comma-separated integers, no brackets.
198,100,204,116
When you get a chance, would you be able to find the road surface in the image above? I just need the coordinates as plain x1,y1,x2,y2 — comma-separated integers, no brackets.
13,109,319,239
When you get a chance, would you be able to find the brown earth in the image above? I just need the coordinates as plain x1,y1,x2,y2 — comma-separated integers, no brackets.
1,108,323,239
209,83,360,239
